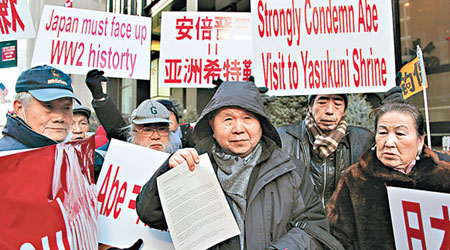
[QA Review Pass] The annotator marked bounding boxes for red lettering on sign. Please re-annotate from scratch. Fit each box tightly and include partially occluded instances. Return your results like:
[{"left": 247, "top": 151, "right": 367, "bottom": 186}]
[
  {"left": 196, "top": 16, "right": 213, "bottom": 41},
  {"left": 203, "top": 59, "right": 221, "bottom": 83},
  {"left": 358, "top": 0, "right": 378, "bottom": 32},
  {"left": 164, "top": 59, "right": 183, "bottom": 83},
  {"left": 97, "top": 164, "right": 127, "bottom": 219},
  {"left": 242, "top": 59, "right": 252, "bottom": 81},
  {"left": 214, "top": 16, "right": 232, "bottom": 40},
  {"left": 223, "top": 59, "right": 241, "bottom": 81},
  {"left": 402, "top": 200, "right": 427, "bottom": 250},
  {"left": 184, "top": 58, "right": 202, "bottom": 84},
  {"left": 0, "top": 0, "right": 24, "bottom": 34},
  {"left": 430, "top": 205, "right": 450, "bottom": 250},
  {"left": 176, "top": 17, "right": 194, "bottom": 40}
]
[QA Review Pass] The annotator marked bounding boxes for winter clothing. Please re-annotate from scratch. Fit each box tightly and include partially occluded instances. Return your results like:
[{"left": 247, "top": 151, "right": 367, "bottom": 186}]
[
  {"left": 326, "top": 145, "right": 450, "bottom": 250},
  {"left": 91, "top": 95, "right": 127, "bottom": 141},
  {"left": 136, "top": 81, "right": 339, "bottom": 250},
  {"left": 0, "top": 113, "right": 57, "bottom": 151},
  {"left": 304, "top": 112, "right": 348, "bottom": 159},
  {"left": 277, "top": 121, "right": 373, "bottom": 206},
  {"left": 179, "top": 123, "right": 195, "bottom": 148}
]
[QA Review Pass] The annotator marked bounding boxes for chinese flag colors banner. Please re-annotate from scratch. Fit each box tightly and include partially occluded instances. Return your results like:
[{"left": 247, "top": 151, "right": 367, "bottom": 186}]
[{"left": 0, "top": 138, "right": 97, "bottom": 250}]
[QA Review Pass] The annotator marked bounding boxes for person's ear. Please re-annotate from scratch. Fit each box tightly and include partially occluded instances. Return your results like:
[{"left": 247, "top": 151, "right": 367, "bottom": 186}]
[
  {"left": 418, "top": 134, "right": 425, "bottom": 151},
  {"left": 13, "top": 100, "right": 25, "bottom": 119},
  {"left": 209, "top": 119, "right": 216, "bottom": 139}
]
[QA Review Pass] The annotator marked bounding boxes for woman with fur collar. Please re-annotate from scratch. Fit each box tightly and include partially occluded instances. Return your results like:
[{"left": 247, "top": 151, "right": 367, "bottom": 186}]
[{"left": 326, "top": 101, "right": 450, "bottom": 250}]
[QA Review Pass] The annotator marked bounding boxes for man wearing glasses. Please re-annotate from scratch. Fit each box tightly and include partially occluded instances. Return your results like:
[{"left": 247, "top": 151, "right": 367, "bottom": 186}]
[{"left": 126, "top": 100, "right": 173, "bottom": 153}]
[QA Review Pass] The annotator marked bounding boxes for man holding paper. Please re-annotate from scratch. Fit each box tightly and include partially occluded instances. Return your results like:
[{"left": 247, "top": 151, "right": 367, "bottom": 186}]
[{"left": 136, "top": 81, "right": 341, "bottom": 249}]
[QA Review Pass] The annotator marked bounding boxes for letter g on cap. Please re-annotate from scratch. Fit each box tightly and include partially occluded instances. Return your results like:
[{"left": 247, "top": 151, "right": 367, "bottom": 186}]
[{"left": 150, "top": 106, "right": 157, "bottom": 115}]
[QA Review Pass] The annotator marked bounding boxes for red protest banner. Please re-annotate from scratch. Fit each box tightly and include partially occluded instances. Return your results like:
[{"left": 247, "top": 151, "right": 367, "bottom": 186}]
[{"left": 0, "top": 138, "right": 97, "bottom": 250}]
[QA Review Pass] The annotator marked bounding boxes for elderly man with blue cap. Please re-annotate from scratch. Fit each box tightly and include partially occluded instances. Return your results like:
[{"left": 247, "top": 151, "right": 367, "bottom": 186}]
[{"left": 0, "top": 65, "right": 80, "bottom": 151}]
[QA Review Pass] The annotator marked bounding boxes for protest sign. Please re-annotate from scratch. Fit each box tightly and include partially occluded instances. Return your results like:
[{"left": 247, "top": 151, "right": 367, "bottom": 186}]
[
  {"left": 387, "top": 186, "right": 450, "bottom": 250},
  {"left": 159, "top": 12, "right": 252, "bottom": 88},
  {"left": 0, "top": 40, "right": 17, "bottom": 68},
  {"left": 157, "top": 153, "right": 240, "bottom": 250},
  {"left": 0, "top": 0, "right": 35, "bottom": 42},
  {"left": 31, "top": 5, "right": 151, "bottom": 79},
  {"left": 96, "top": 139, "right": 174, "bottom": 250},
  {"left": 0, "top": 138, "right": 97, "bottom": 249},
  {"left": 251, "top": 0, "right": 396, "bottom": 96},
  {"left": 398, "top": 57, "right": 428, "bottom": 99}
]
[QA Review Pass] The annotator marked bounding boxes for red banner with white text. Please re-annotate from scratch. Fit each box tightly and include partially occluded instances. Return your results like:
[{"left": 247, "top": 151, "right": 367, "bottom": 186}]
[{"left": 0, "top": 138, "right": 97, "bottom": 250}]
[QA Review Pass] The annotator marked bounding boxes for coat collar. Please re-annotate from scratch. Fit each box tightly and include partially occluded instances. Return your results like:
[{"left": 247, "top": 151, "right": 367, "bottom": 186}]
[
  {"left": 3, "top": 113, "right": 57, "bottom": 149},
  {"left": 359, "top": 145, "right": 439, "bottom": 182}
]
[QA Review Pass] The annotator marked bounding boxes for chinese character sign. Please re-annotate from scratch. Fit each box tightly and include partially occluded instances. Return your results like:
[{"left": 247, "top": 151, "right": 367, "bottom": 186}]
[
  {"left": 387, "top": 186, "right": 450, "bottom": 250},
  {"left": 0, "top": 0, "right": 35, "bottom": 41},
  {"left": 96, "top": 139, "right": 174, "bottom": 250},
  {"left": 160, "top": 12, "right": 252, "bottom": 88},
  {"left": 251, "top": 0, "right": 396, "bottom": 96},
  {"left": 0, "top": 138, "right": 97, "bottom": 249},
  {"left": 398, "top": 57, "right": 428, "bottom": 99},
  {"left": 31, "top": 5, "right": 151, "bottom": 79}
]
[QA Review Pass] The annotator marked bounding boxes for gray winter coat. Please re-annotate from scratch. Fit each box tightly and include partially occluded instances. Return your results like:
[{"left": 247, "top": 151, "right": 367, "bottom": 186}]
[{"left": 136, "top": 82, "right": 340, "bottom": 250}]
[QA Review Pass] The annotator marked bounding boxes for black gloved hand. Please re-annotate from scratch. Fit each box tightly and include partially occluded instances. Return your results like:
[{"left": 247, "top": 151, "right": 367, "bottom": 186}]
[
  {"left": 109, "top": 239, "right": 143, "bottom": 250},
  {"left": 85, "top": 69, "right": 107, "bottom": 99},
  {"left": 381, "top": 85, "right": 405, "bottom": 104}
]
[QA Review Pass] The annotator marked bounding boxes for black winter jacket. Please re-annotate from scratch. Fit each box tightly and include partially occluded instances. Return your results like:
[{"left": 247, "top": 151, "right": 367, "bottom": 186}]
[{"left": 277, "top": 121, "right": 374, "bottom": 206}]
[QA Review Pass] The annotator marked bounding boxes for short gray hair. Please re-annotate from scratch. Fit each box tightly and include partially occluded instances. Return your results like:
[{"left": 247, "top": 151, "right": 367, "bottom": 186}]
[{"left": 15, "top": 92, "right": 33, "bottom": 108}]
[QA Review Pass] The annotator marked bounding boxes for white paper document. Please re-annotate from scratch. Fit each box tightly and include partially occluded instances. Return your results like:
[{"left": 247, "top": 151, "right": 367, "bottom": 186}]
[{"left": 157, "top": 153, "right": 240, "bottom": 250}]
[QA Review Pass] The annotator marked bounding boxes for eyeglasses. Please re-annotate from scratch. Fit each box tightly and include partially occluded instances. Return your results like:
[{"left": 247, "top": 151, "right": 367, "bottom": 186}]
[{"left": 133, "top": 127, "right": 169, "bottom": 137}]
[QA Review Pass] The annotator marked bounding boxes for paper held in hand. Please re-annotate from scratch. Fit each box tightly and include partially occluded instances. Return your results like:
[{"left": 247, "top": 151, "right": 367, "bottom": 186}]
[{"left": 157, "top": 153, "right": 240, "bottom": 250}]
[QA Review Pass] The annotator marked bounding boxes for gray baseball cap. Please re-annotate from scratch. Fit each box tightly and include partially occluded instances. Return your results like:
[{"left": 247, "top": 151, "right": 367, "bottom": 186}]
[{"left": 130, "top": 100, "right": 173, "bottom": 125}]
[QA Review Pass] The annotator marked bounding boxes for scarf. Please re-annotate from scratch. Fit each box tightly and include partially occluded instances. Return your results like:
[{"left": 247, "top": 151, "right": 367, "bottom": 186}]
[
  {"left": 212, "top": 143, "right": 262, "bottom": 250},
  {"left": 305, "top": 112, "right": 348, "bottom": 159}
]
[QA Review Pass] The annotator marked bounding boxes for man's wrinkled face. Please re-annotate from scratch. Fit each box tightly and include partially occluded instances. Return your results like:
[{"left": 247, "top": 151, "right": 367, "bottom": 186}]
[
  {"left": 209, "top": 107, "right": 262, "bottom": 158},
  {"left": 15, "top": 96, "right": 73, "bottom": 142},
  {"left": 70, "top": 113, "right": 89, "bottom": 141},
  {"left": 133, "top": 123, "right": 170, "bottom": 152},
  {"left": 310, "top": 94, "right": 346, "bottom": 134}
]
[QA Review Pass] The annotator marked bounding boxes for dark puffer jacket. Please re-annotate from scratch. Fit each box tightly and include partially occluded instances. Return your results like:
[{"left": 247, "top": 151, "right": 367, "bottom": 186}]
[
  {"left": 277, "top": 121, "right": 373, "bottom": 206},
  {"left": 326, "top": 145, "right": 450, "bottom": 250},
  {"left": 136, "top": 81, "right": 341, "bottom": 250},
  {"left": 0, "top": 114, "right": 57, "bottom": 151}
]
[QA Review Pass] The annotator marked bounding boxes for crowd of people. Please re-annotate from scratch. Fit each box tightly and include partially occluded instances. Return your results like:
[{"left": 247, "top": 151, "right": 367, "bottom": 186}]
[{"left": 1, "top": 64, "right": 449, "bottom": 250}]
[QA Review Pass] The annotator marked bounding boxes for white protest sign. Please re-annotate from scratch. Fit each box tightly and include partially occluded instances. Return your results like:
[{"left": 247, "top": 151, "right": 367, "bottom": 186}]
[
  {"left": 96, "top": 139, "right": 174, "bottom": 250},
  {"left": 0, "top": 0, "right": 35, "bottom": 41},
  {"left": 157, "top": 154, "right": 240, "bottom": 250},
  {"left": 251, "top": 0, "right": 396, "bottom": 96},
  {"left": 31, "top": 5, "right": 151, "bottom": 79},
  {"left": 387, "top": 186, "right": 450, "bottom": 250},
  {"left": 159, "top": 12, "right": 252, "bottom": 88}
]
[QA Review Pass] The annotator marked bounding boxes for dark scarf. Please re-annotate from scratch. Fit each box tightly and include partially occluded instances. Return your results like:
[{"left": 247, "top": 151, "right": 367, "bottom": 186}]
[{"left": 305, "top": 112, "right": 348, "bottom": 159}]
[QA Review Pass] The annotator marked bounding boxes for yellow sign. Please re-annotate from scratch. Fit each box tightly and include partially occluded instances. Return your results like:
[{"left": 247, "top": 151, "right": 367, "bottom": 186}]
[{"left": 399, "top": 57, "right": 428, "bottom": 99}]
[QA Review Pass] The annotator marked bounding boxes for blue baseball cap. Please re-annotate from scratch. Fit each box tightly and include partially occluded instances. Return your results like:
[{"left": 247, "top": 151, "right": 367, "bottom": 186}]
[{"left": 16, "top": 65, "right": 80, "bottom": 104}]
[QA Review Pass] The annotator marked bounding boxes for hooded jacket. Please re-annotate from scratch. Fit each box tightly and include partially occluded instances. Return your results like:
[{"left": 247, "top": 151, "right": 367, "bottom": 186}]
[
  {"left": 0, "top": 113, "right": 57, "bottom": 151},
  {"left": 326, "top": 145, "right": 450, "bottom": 250},
  {"left": 136, "top": 81, "right": 340, "bottom": 250}
]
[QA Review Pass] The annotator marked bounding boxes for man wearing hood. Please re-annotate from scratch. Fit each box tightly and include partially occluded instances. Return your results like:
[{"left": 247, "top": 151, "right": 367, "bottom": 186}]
[{"left": 136, "top": 81, "right": 340, "bottom": 249}]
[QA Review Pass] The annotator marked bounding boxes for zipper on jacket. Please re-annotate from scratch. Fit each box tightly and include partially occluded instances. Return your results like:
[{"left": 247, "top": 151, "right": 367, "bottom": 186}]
[
  {"left": 321, "top": 161, "right": 327, "bottom": 208},
  {"left": 270, "top": 191, "right": 275, "bottom": 243}
]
